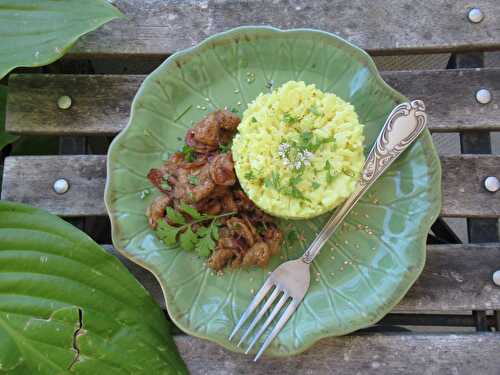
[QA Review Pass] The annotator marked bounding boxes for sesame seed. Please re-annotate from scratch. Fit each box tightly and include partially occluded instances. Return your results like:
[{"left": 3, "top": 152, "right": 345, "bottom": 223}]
[
  {"left": 344, "top": 240, "right": 349, "bottom": 245},
  {"left": 204, "top": 97, "right": 210, "bottom": 102},
  {"left": 315, "top": 278, "right": 320, "bottom": 282},
  {"left": 330, "top": 272, "right": 335, "bottom": 276},
  {"left": 330, "top": 256, "right": 335, "bottom": 260},
  {"left": 234, "top": 88, "right": 239, "bottom": 93},
  {"left": 344, "top": 260, "right": 348, "bottom": 265},
  {"left": 368, "top": 231, "right": 373, "bottom": 235},
  {"left": 316, "top": 272, "right": 320, "bottom": 276},
  {"left": 250, "top": 289, "right": 254, "bottom": 294},
  {"left": 237, "top": 101, "right": 241, "bottom": 106},
  {"left": 201, "top": 106, "right": 207, "bottom": 110},
  {"left": 340, "top": 266, "right": 344, "bottom": 271},
  {"left": 371, "top": 247, "right": 376, "bottom": 250},
  {"left": 364, "top": 214, "right": 369, "bottom": 218},
  {"left": 196, "top": 105, "right": 201, "bottom": 109},
  {"left": 355, "top": 244, "right": 360, "bottom": 249}
]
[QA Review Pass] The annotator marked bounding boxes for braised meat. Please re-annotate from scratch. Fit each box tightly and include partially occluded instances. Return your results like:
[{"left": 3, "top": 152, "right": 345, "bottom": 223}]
[{"left": 147, "top": 109, "right": 283, "bottom": 271}]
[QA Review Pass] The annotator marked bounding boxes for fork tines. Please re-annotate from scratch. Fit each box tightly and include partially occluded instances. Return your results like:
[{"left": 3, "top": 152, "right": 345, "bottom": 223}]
[{"left": 228, "top": 278, "right": 299, "bottom": 361}]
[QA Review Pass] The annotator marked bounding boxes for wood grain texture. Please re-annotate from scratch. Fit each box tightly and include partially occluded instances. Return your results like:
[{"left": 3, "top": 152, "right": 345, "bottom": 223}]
[
  {"left": 70, "top": 0, "right": 500, "bottom": 56},
  {"left": 104, "top": 244, "right": 500, "bottom": 312},
  {"left": 441, "top": 155, "right": 500, "bottom": 218},
  {"left": 173, "top": 333, "right": 500, "bottom": 375},
  {"left": 1, "top": 156, "right": 106, "bottom": 217},
  {"left": 6, "top": 69, "right": 500, "bottom": 135},
  {"left": 2, "top": 155, "right": 499, "bottom": 218}
]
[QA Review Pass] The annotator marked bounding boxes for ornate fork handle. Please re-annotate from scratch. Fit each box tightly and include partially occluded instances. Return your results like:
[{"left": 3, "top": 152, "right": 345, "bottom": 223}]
[{"left": 302, "top": 100, "right": 427, "bottom": 264}]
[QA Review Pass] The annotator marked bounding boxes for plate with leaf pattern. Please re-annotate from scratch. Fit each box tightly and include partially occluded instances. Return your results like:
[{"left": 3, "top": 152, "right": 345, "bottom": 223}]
[{"left": 105, "top": 26, "right": 441, "bottom": 356}]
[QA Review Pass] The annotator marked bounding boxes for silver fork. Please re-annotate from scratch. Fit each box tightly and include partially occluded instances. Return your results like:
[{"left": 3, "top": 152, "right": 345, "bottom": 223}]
[{"left": 229, "top": 100, "right": 428, "bottom": 361}]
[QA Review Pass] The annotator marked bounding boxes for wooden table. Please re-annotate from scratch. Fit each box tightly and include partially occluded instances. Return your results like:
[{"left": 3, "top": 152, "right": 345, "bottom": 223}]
[{"left": 1, "top": 1, "right": 500, "bottom": 373}]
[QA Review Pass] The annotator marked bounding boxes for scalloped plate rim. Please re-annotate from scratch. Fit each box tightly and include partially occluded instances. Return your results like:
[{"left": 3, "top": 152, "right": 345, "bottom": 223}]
[{"left": 104, "top": 25, "right": 442, "bottom": 357}]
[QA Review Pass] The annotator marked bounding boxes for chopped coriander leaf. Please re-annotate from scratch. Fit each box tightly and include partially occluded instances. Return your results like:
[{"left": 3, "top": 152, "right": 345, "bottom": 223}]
[
  {"left": 230, "top": 107, "right": 239, "bottom": 114},
  {"left": 282, "top": 112, "right": 299, "bottom": 124},
  {"left": 160, "top": 181, "right": 172, "bottom": 191},
  {"left": 311, "top": 181, "right": 320, "bottom": 190},
  {"left": 300, "top": 131, "right": 313, "bottom": 144},
  {"left": 251, "top": 116, "right": 257, "bottom": 123},
  {"left": 342, "top": 168, "right": 355, "bottom": 177},
  {"left": 286, "top": 229, "right": 299, "bottom": 242},
  {"left": 282, "top": 185, "right": 311, "bottom": 202},
  {"left": 309, "top": 105, "right": 322, "bottom": 116},
  {"left": 182, "top": 144, "right": 196, "bottom": 162},
  {"left": 219, "top": 143, "right": 231, "bottom": 153},
  {"left": 289, "top": 175, "right": 302, "bottom": 186},
  {"left": 188, "top": 175, "right": 199, "bottom": 186},
  {"left": 244, "top": 170, "right": 256, "bottom": 180},
  {"left": 162, "top": 174, "right": 170, "bottom": 181},
  {"left": 324, "top": 160, "right": 336, "bottom": 184}
]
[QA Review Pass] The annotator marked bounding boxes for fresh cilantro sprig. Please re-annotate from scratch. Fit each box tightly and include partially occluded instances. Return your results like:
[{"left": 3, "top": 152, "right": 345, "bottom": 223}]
[{"left": 155, "top": 202, "right": 235, "bottom": 257}]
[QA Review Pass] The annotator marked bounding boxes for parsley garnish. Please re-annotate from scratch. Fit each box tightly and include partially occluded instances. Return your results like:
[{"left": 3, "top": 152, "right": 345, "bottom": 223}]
[
  {"left": 188, "top": 175, "right": 199, "bottom": 186},
  {"left": 156, "top": 204, "right": 236, "bottom": 257},
  {"left": 311, "top": 181, "right": 320, "bottom": 190},
  {"left": 251, "top": 117, "right": 257, "bottom": 123},
  {"left": 182, "top": 145, "right": 196, "bottom": 162}
]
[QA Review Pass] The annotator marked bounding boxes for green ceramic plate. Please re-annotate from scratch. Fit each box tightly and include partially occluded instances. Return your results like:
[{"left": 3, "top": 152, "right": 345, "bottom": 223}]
[{"left": 105, "top": 26, "right": 441, "bottom": 356}]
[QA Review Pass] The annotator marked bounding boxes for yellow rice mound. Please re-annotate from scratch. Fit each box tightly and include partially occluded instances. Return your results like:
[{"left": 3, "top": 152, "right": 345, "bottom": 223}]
[{"left": 232, "top": 81, "right": 365, "bottom": 219}]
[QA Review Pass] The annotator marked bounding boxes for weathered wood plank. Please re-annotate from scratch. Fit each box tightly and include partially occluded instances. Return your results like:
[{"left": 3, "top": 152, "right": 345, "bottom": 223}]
[
  {"left": 173, "top": 333, "right": 500, "bottom": 375},
  {"left": 6, "top": 69, "right": 500, "bottom": 135},
  {"left": 383, "top": 68, "right": 500, "bottom": 132},
  {"left": 70, "top": 0, "right": 500, "bottom": 57},
  {"left": 105, "top": 244, "right": 500, "bottom": 312},
  {"left": 1, "top": 156, "right": 106, "bottom": 217},
  {"left": 7, "top": 75, "right": 141, "bottom": 136},
  {"left": 441, "top": 155, "right": 500, "bottom": 219},
  {"left": 2, "top": 155, "right": 498, "bottom": 218}
]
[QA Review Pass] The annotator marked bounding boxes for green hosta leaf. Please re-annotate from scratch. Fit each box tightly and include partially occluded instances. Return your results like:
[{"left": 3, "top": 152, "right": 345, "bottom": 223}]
[
  {"left": 179, "top": 226, "right": 196, "bottom": 252},
  {"left": 0, "top": 0, "right": 124, "bottom": 79},
  {"left": 0, "top": 85, "right": 19, "bottom": 151},
  {"left": 0, "top": 201, "right": 188, "bottom": 374}
]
